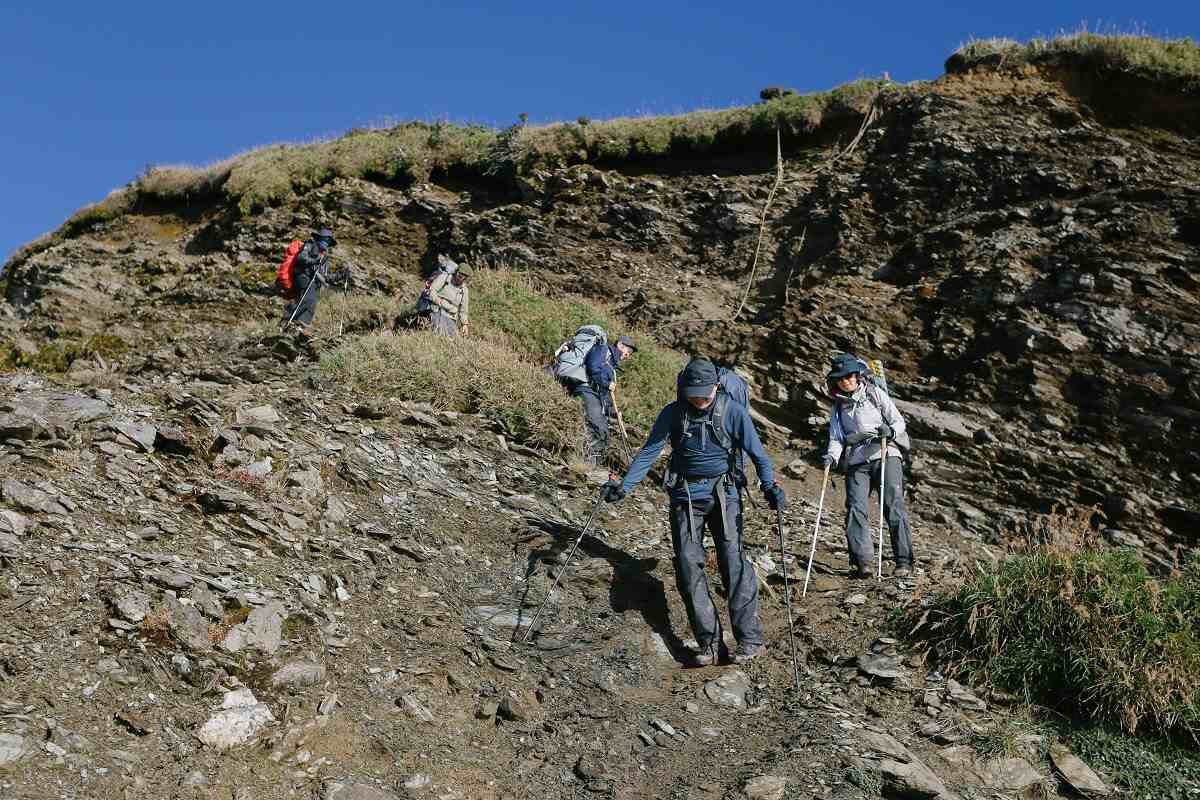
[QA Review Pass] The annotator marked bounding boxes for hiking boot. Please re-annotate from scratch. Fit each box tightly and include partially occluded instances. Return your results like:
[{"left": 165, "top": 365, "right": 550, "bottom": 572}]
[
  {"left": 690, "top": 643, "right": 720, "bottom": 667},
  {"left": 893, "top": 564, "right": 913, "bottom": 579},
  {"left": 731, "top": 642, "right": 763, "bottom": 664},
  {"left": 849, "top": 564, "right": 872, "bottom": 580}
]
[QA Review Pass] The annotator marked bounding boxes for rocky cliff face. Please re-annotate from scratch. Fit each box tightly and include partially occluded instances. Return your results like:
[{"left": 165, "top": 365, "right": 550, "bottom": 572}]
[{"left": 0, "top": 59, "right": 1197, "bottom": 798}]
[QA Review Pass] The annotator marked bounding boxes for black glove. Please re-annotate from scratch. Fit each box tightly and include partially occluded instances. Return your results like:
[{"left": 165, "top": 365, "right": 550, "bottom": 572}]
[
  {"left": 763, "top": 483, "right": 787, "bottom": 512},
  {"left": 600, "top": 480, "right": 626, "bottom": 503},
  {"left": 878, "top": 422, "right": 893, "bottom": 440},
  {"left": 821, "top": 454, "right": 835, "bottom": 468}
]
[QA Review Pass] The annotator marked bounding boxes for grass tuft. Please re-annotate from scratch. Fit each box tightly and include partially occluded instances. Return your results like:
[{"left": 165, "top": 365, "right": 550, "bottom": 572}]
[
  {"left": 468, "top": 268, "right": 684, "bottom": 429},
  {"left": 904, "top": 506, "right": 1200, "bottom": 740},
  {"left": 948, "top": 32, "right": 1200, "bottom": 91},
  {"left": 320, "top": 331, "right": 583, "bottom": 456}
]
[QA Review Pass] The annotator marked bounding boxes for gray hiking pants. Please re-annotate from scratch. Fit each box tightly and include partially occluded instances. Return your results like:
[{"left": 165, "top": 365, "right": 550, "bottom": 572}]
[
  {"left": 845, "top": 456, "right": 913, "bottom": 568},
  {"left": 669, "top": 486, "right": 763, "bottom": 649},
  {"left": 282, "top": 271, "right": 321, "bottom": 327},
  {"left": 572, "top": 384, "right": 610, "bottom": 464},
  {"left": 431, "top": 310, "right": 459, "bottom": 337}
]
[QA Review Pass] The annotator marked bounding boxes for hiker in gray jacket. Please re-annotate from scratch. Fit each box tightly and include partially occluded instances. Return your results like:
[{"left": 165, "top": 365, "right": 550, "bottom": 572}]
[{"left": 823, "top": 354, "right": 914, "bottom": 578}]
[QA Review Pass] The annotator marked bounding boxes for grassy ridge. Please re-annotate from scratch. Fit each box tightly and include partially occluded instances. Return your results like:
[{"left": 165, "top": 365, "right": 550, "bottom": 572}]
[
  {"left": 948, "top": 32, "right": 1200, "bottom": 90},
  {"left": 905, "top": 536, "right": 1200, "bottom": 740}
]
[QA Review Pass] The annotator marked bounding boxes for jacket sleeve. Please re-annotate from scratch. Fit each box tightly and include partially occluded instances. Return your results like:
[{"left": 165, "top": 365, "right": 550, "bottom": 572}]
[
  {"left": 620, "top": 404, "right": 675, "bottom": 493},
  {"left": 827, "top": 404, "right": 845, "bottom": 465},
  {"left": 459, "top": 287, "right": 469, "bottom": 325},
  {"left": 730, "top": 405, "right": 775, "bottom": 488},
  {"left": 585, "top": 345, "right": 615, "bottom": 390}
]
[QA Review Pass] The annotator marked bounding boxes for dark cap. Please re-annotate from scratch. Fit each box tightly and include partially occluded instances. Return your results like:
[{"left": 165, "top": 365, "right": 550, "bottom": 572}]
[
  {"left": 616, "top": 335, "right": 637, "bottom": 352},
  {"left": 313, "top": 228, "right": 337, "bottom": 248},
  {"left": 680, "top": 358, "right": 718, "bottom": 398},
  {"left": 827, "top": 353, "right": 866, "bottom": 381}
]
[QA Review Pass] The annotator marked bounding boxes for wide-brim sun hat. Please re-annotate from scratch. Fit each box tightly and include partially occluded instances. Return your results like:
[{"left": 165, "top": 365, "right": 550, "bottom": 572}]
[{"left": 826, "top": 353, "right": 866, "bottom": 381}]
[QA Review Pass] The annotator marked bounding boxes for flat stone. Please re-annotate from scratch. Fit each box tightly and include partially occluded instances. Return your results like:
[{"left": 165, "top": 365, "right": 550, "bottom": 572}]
[
  {"left": 499, "top": 689, "right": 540, "bottom": 722},
  {"left": 271, "top": 661, "right": 326, "bottom": 690},
  {"left": 704, "top": 670, "right": 751, "bottom": 709},
  {"left": 0, "top": 733, "right": 35, "bottom": 767},
  {"left": 857, "top": 652, "right": 903, "bottom": 680},
  {"left": 236, "top": 404, "right": 280, "bottom": 425},
  {"left": 1, "top": 478, "right": 70, "bottom": 515},
  {"left": 0, "top": 510, "right": 32, "bottom": 537},
  {"left": 1049, "top": 744, "right": 1111, "bottom": 796},
  {"left": 855, "top": 730, "right": 913, "bottom": 763},
  {"left": 111, "top": 421, "right": 157, "bottom": 452},
  {"left": 3, "top": 391, "right": 110, "bottom": 437},
  {"left": 743, "top": 775, "right": 787, "bottom": 800},
  {"left": 936, "top": 745, "right": 1042, "bottom": 792},
  {"left": 946, "top": 679, "right": 987, "bottom": 711},
  {"left": 324, "top": 783, "right": 401, "bottom": 800},
  {"left": 0, "top": 413, "right": 38, "bottom": 440}
]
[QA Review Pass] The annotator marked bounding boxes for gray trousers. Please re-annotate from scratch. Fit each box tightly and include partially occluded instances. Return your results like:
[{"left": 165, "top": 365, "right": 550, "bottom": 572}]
[
  {"left": 431, "top": 310, "right": 459, "bottom": 337},
  {"left": 572, "top": 384, "right": 610, "bottom": 463},
  {"left": 845, "top": 456, "right": 913, "bottom": 567},
  {"left": 282, "top": 271, "right": 321, "bottom": 327},
  {"left": 669, "top": 487, "right": 763, "bottom": 649}
]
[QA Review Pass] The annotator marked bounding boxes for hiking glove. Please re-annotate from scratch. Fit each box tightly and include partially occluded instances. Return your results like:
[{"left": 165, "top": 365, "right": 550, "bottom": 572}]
[
  {"left": 763, "top": 483, "right": 787, "bottom": 512},
  {"left": 877, "top": 422, "right": 894, "bottom": 440},
  {"left": 600, "top": 480, "right": 626, "bottom": 503},
  {"left": 821, "top": 454, "right": 835, "bottom": 468}
]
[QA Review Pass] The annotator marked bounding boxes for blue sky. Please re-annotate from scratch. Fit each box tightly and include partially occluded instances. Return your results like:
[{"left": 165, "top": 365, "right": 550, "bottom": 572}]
[{"left": 3, "top": 1, "right": 1197, "bottom": 264}]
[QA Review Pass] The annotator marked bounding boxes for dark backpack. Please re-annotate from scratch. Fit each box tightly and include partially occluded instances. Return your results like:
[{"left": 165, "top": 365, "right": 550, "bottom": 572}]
[
  {"left": 668, "top": 366, "right": 752, "bottom": 480},
  {"left": 415, "top": 259, "right": 458, "bottom": 316}
]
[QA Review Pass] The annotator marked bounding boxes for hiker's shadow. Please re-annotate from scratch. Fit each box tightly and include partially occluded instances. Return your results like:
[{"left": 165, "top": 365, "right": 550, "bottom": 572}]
[{"left": 521, "top": 516, "right": 688, "bottom": 664}]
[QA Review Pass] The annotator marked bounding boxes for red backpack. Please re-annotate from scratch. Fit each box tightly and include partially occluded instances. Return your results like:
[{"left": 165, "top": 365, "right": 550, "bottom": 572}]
[{"left": 275, "top": 240, "right": 304, "bottom": 297}]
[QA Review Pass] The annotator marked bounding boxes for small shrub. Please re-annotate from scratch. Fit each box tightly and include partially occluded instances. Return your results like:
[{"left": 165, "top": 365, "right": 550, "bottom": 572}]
[
  {"left": 320, "top": 331, "right": 583, "bottom": 455},
  {"left": 139, "top": 605, "right": 173, "bottom": 647},
  {"left": 904, "top": 507, "right": 1200, "bottom": 740}
]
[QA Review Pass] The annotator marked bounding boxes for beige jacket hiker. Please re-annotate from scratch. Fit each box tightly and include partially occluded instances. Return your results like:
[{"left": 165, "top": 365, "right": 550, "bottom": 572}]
[{"left": 427, "top": 273, "right": 470, "bottom": 326}]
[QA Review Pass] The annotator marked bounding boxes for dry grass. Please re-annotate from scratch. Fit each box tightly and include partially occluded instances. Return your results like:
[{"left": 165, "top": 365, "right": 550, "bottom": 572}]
[
  {"left": 469, "top": 267, "right": 685, "bottom": 430},
  {"left": 948, "top": 31, "right": 1200, "bottom": 90},
  {"left": 320, "top": 330, "right": 583, "bottom": 455},
  {"left": 905, "top": 506, "right": 1200, "bottom": 740},
  {"left": 308, "top": 292, "right": 402, "bottom": 339}
]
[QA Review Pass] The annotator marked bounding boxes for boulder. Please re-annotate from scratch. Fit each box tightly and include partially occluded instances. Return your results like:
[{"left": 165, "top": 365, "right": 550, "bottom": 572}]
[
  {"left": 221, "top": 601, "right": 285, "bottom": 654},
  {"left": 196, "top": 689, "right": 275, "bottom": 750}
]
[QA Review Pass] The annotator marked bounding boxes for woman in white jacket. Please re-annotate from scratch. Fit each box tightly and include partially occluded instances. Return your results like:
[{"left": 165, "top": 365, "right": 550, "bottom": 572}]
[{"left": 822, "top": 354, "right": 914, "bottom": 578}]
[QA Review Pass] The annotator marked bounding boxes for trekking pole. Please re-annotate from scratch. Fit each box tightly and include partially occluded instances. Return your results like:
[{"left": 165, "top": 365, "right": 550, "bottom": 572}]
[
  {"left": 609, "top": 386, "right": 634, "bottom": 462},
  {"left": 877, "top": 437, "right": 887, "bottom": 580},
  {"left": 802, "top": 464, "right": 832, "bottom": 598},
  {"left": 776, "top": 509, "right": 802, "bottom": 691},
  {"left": 282, "top": 276, "right": 318, "bottom": 330},
  {"left": 520, "top": 490, "right": 606, "bottom": 643}
]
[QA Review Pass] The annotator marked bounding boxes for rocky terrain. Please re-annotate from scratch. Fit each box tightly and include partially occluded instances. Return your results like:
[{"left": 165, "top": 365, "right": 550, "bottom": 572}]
[{"left": 0, "top": 47, "right": 1197, "bottom": 799}]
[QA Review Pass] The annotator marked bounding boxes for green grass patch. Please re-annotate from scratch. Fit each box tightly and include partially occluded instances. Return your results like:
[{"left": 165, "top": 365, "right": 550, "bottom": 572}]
[
  {"left": 904, "top": 512, "right": 1200, "bottom": 740},
  {"left": 948, "top": 32, "right": 1200, "bottom": 91},
  {"left": 469, "top": 268, "right": 684, "bottom": 430},
  {"left": 319, "top": 331, "right": 583, "bottom": 456},
  {"left": 1064, "top": 725, "right": 1200, "bottom": 799}
]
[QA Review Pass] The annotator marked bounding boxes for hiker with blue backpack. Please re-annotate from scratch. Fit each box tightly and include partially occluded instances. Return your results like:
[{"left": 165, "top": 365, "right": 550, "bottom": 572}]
[
  {"left": 823, "top": 353, "right": 914, "bottom": 579},
  {"left": 552, "top": 326, "right": 637, "bottom": 466},
  {"left": 600, "top": 358, "right": 785, "bottom": 667}
]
